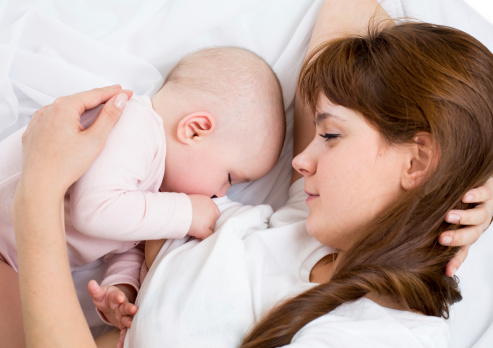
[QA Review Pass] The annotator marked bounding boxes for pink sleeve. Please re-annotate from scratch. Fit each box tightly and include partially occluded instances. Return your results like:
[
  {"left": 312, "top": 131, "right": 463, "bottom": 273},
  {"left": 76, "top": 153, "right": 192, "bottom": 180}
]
[
  {"left": 97, "top": 243, "right": 145, "bottom": 325},
  {"left": 70, "top": 104, "right": 192, "bottom": 241},
  {"left": 100, "top": 243, "right": 145, "bottom": 291}
]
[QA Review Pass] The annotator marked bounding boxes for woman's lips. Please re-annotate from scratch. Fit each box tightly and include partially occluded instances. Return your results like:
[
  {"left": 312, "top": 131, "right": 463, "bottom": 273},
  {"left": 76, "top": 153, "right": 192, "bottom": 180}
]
[{"left": 305, "top": 190, "right": 319, "bottom": 203}]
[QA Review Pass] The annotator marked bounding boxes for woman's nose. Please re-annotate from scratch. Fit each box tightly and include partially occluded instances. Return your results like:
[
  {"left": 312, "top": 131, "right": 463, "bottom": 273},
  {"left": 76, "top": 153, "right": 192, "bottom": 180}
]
[{"left": 292, "top": 146, "right": 316, "bottom": 177}]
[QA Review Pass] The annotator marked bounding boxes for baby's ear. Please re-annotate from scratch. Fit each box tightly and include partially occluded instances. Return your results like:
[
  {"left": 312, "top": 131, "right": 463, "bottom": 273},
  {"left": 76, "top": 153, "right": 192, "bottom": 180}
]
[
  {"left": 176, "top": 112, "right": 215, "bottom": 144},
  {"left": 401, "top": 132, "right": 438, "bottom": 190}
]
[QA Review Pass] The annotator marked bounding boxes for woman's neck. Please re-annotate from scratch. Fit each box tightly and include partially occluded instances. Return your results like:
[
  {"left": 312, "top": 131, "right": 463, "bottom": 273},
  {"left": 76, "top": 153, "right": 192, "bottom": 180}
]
[{"left": 309, "top": 252, "right": 340, "bottom": 283}]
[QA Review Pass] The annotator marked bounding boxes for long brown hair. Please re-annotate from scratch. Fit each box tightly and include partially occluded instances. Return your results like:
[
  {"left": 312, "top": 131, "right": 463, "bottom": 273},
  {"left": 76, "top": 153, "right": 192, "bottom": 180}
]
[{"left": 241, "top": 22, "right": 493, "bottom": 347}]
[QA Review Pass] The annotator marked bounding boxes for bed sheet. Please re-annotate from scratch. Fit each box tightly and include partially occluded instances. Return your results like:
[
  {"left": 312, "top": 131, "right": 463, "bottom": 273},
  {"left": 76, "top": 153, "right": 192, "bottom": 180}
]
[{"left": 0, "top": 0, "right": 492, "bottom": 346}]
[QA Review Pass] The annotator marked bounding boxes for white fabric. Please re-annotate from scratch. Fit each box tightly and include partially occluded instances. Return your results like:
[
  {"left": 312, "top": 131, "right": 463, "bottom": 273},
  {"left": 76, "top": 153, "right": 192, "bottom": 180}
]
[
  {"left": 126, "top": 179, "right": 449, "bottom": 348},
  {"left": 0, "top": 0, "right": 492, "bottom": 345},
  {"left": 288, "top": 299, "right": 449, "bottom": 348}
]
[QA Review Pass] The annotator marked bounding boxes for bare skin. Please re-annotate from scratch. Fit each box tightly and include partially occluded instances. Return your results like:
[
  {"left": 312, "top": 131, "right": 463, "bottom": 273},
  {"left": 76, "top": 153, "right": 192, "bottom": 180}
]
[
  {"left": 12, "top": 86, "right": 133, "bottom": 348},
  {"left": 10, "top": 2, "right": 493, "bottom": 348},
  {"left": 145, "top": 240, "right": 167, "bottom": 270},
  {"left": 0, "top": 261, "right": 25, "bottom": 347}
]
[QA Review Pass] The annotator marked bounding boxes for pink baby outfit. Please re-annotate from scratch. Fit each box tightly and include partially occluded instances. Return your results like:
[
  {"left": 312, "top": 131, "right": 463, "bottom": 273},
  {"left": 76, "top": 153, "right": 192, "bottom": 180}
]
[{"left": 0, "top": 95, "right": 192, "bottom": 292}]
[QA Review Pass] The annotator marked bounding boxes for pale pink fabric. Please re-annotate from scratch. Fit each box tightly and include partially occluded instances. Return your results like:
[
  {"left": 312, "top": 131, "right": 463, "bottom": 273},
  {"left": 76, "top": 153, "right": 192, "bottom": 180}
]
[{"left": 0, "top": 96, "right": 192, "bottom": 292}]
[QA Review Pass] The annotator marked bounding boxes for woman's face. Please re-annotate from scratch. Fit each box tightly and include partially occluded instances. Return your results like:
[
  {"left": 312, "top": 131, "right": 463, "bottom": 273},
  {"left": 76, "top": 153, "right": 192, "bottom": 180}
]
[{"left": 292, "top": 96, "right": 408, "bottom": 250}]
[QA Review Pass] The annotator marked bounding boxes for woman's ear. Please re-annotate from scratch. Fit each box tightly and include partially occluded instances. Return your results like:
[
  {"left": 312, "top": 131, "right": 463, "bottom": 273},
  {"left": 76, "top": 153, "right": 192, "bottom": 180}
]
[
  {"left": 401, "top": 132, "right": 438, "bottom": 190},
  {"left": 176, "top": 112, "right": 216, "bottom": 144}
]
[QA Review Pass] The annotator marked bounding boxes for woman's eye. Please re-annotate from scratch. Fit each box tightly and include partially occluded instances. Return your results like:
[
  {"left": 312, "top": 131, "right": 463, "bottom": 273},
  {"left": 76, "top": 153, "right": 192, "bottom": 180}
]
[{"left": 319, "top": 133, "right": 341, "bottom": 142}]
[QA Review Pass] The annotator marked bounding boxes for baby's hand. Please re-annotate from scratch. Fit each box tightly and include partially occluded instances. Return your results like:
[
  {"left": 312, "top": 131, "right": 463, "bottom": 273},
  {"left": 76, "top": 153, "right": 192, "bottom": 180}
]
[
  {"left": 188, "top": 194, "right": 220, "bottom": 239},
  {"left": 117, "top": 328, "right": 128, "bottom": 348},
  {"left": 87, "top": 280, "right": 138, "bottom": 330}
]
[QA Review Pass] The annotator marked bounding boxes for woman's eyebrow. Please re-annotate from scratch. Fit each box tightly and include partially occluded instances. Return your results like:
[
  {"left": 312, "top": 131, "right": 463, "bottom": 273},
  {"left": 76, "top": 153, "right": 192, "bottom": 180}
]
[{"left": 314, "top": 112, "right": 345, "bottom": 125}]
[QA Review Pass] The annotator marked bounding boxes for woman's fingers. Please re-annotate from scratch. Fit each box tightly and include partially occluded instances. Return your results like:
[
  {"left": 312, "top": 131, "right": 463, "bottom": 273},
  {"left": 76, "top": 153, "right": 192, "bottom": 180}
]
[
  {"left": 441, "top": 180, "right": 493, "bottom": 276},
  {"left": 66, "top": 86, "right": 133, "bottom": 114},
  {"left": 463, "top": 179, "right": 493, "bottom": 205},
  {"left": 439, "top": 226, "right": 481, "bottom": 247},
  {"left": 21, "top": 86, "right": 133, "bottom": 194},
  {"left": 445, "top": 205, "right": 490, "bottom": 230},
  {"left": 86, "top": 92, "right": 129, "bottom": 146},
  {"left": 445, "top": 245, "right": 470, "bottom": 277},
  {"left": 441, "top": 178, "right": 493, "bottom": 249}
]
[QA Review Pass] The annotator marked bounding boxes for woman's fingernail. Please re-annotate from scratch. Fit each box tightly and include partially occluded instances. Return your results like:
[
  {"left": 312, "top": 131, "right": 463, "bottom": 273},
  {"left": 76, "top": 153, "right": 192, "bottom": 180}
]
[
  {"left": 441, "top": 235, "right": 453, "bottom": 246},
  {"left": 447, "top": 213, "right": 460, "bottom": 224},
  {"left": 464, "top": 194, "right": 474, "bottom": 203},
  {"left": 114, "top": 93, "right": 128, "bottom": 110}
]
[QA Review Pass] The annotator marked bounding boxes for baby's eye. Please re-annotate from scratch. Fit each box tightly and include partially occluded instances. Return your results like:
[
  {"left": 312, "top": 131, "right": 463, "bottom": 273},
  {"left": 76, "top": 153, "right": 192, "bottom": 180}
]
[
  {"left": 319, "top": 133, "right": 341, "bottom": 142},
  {"left": 228, "top": 174, "right": 232, "bottom": 185}
]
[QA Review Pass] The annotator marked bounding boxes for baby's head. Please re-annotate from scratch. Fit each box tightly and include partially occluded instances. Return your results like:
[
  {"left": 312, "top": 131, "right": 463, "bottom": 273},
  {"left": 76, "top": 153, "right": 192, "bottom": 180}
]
[{"left": 153, "top": 47, "right": 285, "bottom": 197}]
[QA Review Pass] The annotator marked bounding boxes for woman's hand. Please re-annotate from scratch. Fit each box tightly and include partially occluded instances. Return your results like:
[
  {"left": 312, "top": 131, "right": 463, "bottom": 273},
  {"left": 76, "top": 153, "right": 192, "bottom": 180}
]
[
  {"left": 13, "top": 85, "right": 132, "bottom": 348},
  {"left": 441, "top": 178, "right": 493, "bottom": 276},
  {"left": 19, "top": 86, "right": 133, "bottom": 197}
]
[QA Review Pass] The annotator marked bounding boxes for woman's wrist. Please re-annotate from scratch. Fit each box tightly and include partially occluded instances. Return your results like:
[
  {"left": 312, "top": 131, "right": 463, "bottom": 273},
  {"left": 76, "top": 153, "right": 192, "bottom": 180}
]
[
  {"left": 12, "top": 179, "right": 65, "bottom": 238},
  {"left": 16, "top": 174, "right": 67, "bottom": 204}
]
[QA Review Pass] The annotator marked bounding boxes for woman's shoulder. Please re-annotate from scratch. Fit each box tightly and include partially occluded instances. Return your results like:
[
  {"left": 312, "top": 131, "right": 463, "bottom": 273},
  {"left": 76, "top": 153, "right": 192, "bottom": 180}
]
[{"left": 289, "top": 298, "right": 450, "bottom": 348}]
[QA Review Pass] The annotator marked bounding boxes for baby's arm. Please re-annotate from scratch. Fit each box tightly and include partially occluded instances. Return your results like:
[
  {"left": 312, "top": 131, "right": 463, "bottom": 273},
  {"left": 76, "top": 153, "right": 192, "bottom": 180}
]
[
  {"left": 90, "top": 239, "right": 167, "bottom": 331},
  {"left": 70, "top": 104, "right": 193, "bottom": 241},
  {"left": 89, "top": 243, "right": 144, "bottom": 328}
]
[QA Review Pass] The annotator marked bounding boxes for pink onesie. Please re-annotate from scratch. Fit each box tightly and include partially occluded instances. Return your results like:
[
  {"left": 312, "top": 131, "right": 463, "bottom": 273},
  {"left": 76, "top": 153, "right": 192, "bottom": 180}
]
[{"left": 0, "top": 95, "right": 192, "bottom": 292}]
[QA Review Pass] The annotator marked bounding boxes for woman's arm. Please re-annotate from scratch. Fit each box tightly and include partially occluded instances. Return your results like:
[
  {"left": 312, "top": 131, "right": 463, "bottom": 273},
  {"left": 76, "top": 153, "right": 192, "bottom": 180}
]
[
  {"left": 291, "top": 0, "right": 390, "bottom": 184},
  {"left": 12, "top": 86, "right": 132, "bottom": 347}
]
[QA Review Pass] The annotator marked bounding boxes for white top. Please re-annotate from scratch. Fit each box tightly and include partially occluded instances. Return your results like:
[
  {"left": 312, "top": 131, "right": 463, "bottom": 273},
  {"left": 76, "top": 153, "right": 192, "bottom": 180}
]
[{"left": 125, "top": 179, "right": 449, "bottom": 348}]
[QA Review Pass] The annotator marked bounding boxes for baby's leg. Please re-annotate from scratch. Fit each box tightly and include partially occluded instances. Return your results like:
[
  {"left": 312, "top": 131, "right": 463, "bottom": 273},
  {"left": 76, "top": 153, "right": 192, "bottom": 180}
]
[{"left": 0, "top": 260, "right": 25, "bottom": 347}]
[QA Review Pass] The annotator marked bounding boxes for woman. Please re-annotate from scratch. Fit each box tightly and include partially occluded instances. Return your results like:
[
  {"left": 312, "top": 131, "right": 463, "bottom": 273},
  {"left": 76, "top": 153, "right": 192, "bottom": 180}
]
[
  {"left": 240, "top": 21, "right": 493, "bottom": 348},
  {"left": 12, "top": 1, "right": 493, "bottom": 347}
]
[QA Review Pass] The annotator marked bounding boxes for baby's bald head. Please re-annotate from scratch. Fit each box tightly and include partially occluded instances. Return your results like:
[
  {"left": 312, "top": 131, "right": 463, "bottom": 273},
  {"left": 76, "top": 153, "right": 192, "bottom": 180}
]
[{"left": 162, "top": 47, "right": 286, "bottom": 180}]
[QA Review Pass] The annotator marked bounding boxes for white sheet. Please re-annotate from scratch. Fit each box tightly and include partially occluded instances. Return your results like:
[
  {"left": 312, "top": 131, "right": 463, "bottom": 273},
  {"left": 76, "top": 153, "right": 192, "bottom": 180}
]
[{"left": 1, "top": 0, "right": 492, "bottom": 346}]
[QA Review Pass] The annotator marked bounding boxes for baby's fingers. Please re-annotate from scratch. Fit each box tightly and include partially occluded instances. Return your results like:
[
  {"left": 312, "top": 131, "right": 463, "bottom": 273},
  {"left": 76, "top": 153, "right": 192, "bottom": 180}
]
[
  {"left": 117, "top": 328, "right": 128, "bottom": 348},
  {"left": 122, "top": 315, "right": 134, "bottom": 329},
  {"left": 88, "top": 280, "right": 105, "bottom": 303},
  {"left": 120, "top": 302, "right": 138, "bottom": 317},
  {"left": 108, "top": 290, "right": 126, "bottom": 309}
]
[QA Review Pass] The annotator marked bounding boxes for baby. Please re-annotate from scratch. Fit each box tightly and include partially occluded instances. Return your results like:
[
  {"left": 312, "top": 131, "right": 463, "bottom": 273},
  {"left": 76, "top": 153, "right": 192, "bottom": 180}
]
[{"left": 0, "top": 47, "right": 285, "bottom": 331}]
